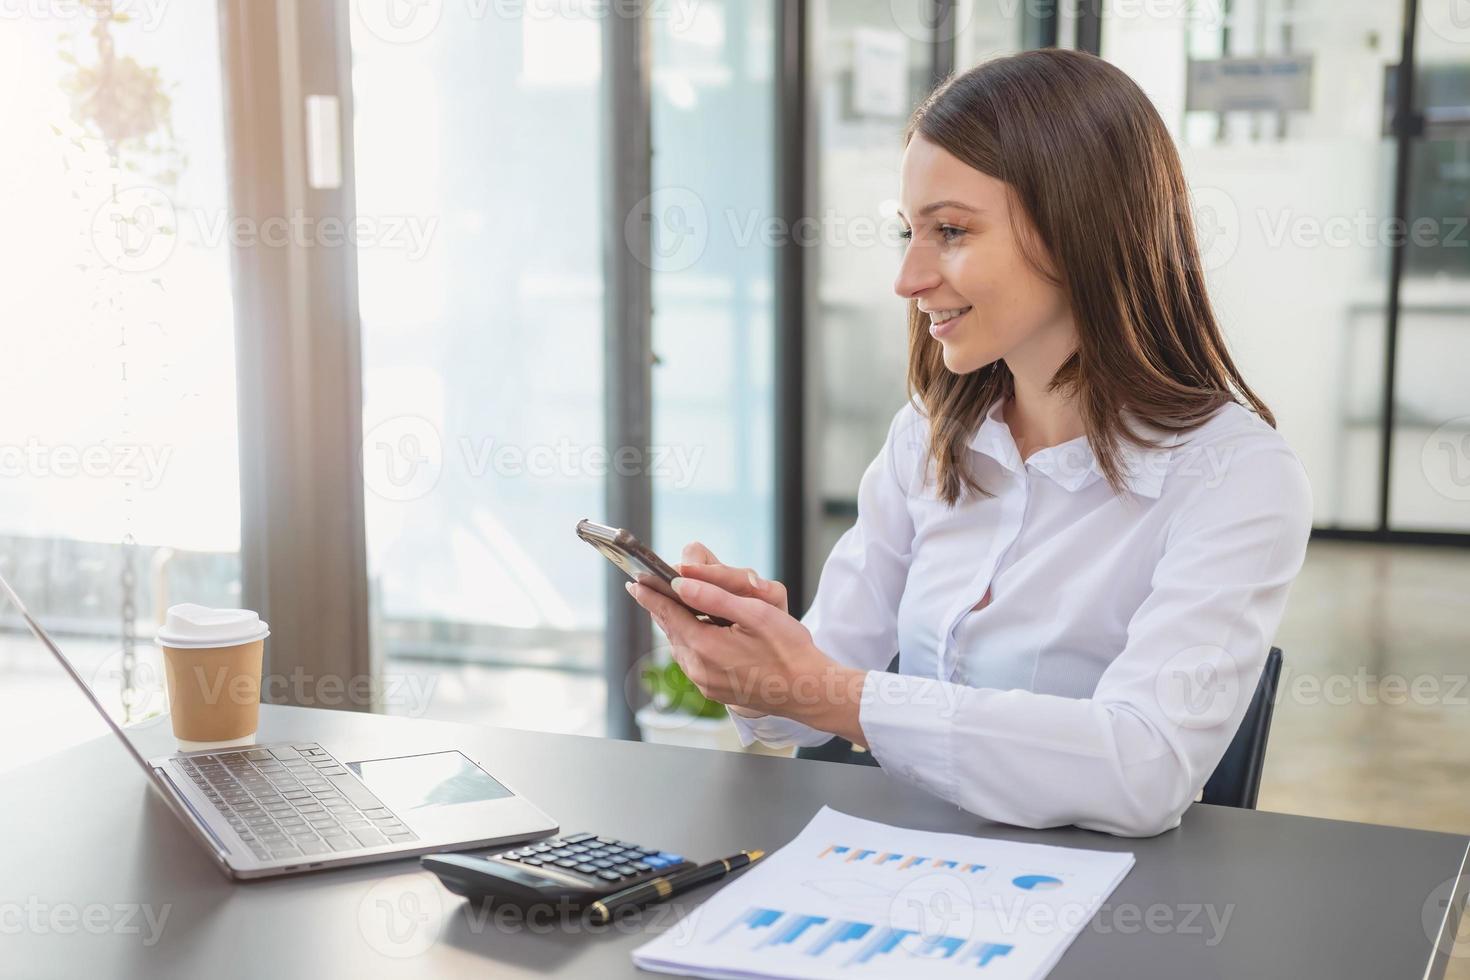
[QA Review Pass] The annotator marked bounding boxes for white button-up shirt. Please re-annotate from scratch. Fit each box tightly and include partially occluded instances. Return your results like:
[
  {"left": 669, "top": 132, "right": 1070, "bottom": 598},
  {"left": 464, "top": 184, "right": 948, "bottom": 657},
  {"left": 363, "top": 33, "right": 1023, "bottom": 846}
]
[{"left": 732, "top": 397, "right": 1313, "bottom": 837}]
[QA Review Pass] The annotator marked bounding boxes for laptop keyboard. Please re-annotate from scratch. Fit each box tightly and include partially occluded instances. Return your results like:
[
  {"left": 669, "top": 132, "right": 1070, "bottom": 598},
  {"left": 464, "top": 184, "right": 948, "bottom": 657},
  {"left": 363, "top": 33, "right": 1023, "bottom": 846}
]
[{"left": 176, "top": 742, "right": 418, "bottom": 863}]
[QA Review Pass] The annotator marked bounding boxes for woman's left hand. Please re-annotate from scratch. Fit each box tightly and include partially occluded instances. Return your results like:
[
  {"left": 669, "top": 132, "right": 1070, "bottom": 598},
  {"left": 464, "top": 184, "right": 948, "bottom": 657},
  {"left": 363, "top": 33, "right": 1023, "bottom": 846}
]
[{"left": 626, "top": 575, "right": 865, "bottom": 737}]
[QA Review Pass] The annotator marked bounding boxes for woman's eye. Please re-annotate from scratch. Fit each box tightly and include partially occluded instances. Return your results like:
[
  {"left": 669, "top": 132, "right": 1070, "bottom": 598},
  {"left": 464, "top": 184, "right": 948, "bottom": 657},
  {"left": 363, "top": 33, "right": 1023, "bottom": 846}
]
[
  {"left": 898, "top": 227, "right": 913, "bottom": 242},
  {"left": 939, "top": 225, "right": 965, "bottom": 242}
]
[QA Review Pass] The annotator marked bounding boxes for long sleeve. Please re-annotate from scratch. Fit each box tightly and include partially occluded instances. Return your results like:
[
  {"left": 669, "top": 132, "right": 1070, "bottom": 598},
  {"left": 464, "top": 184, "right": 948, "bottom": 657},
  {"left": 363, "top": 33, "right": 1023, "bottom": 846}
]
[
  {"left": 731, "top": 403, "right": 922, "bottom": 749},
  {"left": 857, "top": 436, "right": 1313, "bottom": 837}
]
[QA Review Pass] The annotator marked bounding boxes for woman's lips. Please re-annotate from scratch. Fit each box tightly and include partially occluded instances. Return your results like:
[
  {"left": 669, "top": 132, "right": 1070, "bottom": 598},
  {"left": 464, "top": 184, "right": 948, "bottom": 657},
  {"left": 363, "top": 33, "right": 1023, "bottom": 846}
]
[{"left": 928, "top": 307, "right": 971, "bottom": 339}]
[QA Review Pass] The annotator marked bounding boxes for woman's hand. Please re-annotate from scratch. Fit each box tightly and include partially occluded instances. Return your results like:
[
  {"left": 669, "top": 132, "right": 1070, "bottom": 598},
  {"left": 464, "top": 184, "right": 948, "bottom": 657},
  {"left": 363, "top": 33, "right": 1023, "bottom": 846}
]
[
  {"left": 673, "top": 541, "right": 788, "bottom": 615},
  {"left": 626, "top": 542, "right": 868, "bottom": 743},
  {"left": 670, "top": 543, "right": 785, "bottom": 719}
]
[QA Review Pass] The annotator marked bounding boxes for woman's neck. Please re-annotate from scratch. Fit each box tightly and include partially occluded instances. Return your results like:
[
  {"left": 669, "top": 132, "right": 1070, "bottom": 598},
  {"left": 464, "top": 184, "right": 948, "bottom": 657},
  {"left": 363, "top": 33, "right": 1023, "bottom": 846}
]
[{"left": 1002, "top": 330, "right": 1085, "bottom": 461}]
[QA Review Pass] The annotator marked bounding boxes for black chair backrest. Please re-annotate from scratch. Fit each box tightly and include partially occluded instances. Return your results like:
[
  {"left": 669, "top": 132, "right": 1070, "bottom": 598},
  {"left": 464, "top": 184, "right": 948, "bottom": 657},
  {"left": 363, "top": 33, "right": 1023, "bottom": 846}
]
[
  {"left": 1200, "top": 645, "right": 1283, "bottom": 809},
  {"left": 796, "top": 647, "right": 1285, "bottom": 811}
]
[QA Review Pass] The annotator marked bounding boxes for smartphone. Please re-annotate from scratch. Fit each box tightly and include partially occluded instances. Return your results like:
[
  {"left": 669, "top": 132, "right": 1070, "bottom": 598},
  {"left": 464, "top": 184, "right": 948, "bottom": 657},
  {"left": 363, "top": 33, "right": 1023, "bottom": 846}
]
[{"left": 575, "top": 519, "right": 734, "bottom": 628}]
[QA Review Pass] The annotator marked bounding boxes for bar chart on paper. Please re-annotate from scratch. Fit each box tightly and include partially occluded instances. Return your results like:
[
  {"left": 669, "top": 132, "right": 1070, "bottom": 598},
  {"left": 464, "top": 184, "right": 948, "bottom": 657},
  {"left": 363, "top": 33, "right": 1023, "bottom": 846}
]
[
  {"left": 632, "top": 807, "right": 1135, "bottom": 980},
  {"left": 711, "top": 905, "right": 1016, "bottom": 970}
]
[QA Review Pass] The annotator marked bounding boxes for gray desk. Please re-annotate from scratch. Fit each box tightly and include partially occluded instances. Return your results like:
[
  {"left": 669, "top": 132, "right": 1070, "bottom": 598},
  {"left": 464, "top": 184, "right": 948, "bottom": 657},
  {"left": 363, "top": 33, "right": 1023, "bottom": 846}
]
[{"left": 2, "top": 704, "right": 1466, "bottom": 979}]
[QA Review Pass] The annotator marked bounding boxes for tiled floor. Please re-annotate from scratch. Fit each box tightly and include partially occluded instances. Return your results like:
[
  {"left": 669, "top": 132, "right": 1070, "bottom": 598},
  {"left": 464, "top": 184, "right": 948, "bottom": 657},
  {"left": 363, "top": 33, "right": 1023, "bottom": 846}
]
[{"left": 3, "top": 539, "right": 1467, "bottom": 967}]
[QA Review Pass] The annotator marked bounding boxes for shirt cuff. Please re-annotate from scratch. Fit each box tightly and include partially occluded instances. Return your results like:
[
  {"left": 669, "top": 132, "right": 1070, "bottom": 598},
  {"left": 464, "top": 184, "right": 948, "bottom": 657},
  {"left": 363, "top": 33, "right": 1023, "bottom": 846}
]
[
  {"left": 858, "top": 670, "right": 956, "bottom": 802},
  {"left": 728, "top": 704, "right": 836, "bottom": 749}
]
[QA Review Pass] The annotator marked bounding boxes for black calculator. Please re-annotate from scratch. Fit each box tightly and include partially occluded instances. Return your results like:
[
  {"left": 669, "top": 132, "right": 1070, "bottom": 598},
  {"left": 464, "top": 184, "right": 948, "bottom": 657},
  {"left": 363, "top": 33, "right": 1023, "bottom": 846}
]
[{"left": 422, "top": 833, "right": 695, "bottom": 911}]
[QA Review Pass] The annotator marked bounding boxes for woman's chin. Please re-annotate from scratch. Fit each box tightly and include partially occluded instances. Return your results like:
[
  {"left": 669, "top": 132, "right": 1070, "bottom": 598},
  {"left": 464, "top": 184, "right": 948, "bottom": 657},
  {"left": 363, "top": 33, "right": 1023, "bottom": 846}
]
[{"left": 938, "top": 340, "right": 994, "bottom": 375}]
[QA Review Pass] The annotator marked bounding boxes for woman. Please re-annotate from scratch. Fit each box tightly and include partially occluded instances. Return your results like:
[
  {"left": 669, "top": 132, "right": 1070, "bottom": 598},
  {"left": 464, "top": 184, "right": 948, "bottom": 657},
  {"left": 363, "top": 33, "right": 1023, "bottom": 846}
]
[{"left": 628, "top": 49, "right": 1312, "bottom": 838}]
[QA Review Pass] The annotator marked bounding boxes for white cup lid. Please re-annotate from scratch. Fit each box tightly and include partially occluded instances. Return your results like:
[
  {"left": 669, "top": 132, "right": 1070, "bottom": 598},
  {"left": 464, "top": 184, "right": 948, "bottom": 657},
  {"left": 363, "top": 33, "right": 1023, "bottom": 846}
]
[{"left": 155, "top": 604, "right": 270, "bottom": 650}]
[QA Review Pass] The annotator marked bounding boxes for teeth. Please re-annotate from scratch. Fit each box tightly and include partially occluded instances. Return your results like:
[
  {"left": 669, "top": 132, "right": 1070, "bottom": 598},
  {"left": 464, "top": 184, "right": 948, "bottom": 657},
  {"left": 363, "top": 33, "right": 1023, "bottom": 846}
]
[{"left": 928, "top": 307, "right": 970, "bottom": 324}]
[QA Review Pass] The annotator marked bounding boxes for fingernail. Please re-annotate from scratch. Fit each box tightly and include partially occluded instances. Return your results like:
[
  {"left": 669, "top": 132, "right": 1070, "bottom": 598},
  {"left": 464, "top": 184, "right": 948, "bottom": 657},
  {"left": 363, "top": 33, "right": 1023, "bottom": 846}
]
[
  {"left": 670, "top": 576, "right": 686, "bottom": 594},
  {"left": 747, "top": 569, "right": 763, "bottom": 590},
  {"left": 625, "top": 581, "right": 635, "bottom": 595}
]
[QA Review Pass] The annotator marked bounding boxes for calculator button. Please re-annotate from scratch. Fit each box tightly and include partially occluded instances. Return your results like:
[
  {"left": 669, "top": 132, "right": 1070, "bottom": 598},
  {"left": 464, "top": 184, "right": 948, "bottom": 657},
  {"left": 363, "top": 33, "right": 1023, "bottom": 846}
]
[
  {"left": 644, "top": 855, "right": 674, "bottom": 869},
  {"left": 657, "top": 852, "right": 684, "bottom": 864},
  {"left": 575, "top": 863, "right": 599, "bottom": 874},
  {"left": 530, "top": 843, "right": 553, "bottom": 852},
  {"left": 596, "top": 870, "right": 623, "bottom": 881},
  {"left": 562, "top": 833, "right": 596, "bottom": 844},
  {"left": 553, "top": 859, "right": 579, "bottom": 869},
  {"left": 630, "top": 860, "right": 651, "bottom": 871},
  {"left": 522, "top": 857, "right": 544, "bottom": 866},
  {"left": 614, "top": 864, "right": 638, "bottom": 876}
]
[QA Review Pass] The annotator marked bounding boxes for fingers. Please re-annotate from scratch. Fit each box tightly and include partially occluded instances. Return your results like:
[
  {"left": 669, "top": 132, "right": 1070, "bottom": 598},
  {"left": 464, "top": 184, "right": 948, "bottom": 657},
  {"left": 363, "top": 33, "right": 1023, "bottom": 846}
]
[
  {"left": 669, "top": 575, "right": 773, "bottom": 628},
  {"left": 626, "top": 581, "right": 702, "bottom": 643},
  {"left": 680, "top": 540, "right": 720, "bottom": 565},
  {"left": 674, "top": 562, "right": 788, "bottom": 613}
]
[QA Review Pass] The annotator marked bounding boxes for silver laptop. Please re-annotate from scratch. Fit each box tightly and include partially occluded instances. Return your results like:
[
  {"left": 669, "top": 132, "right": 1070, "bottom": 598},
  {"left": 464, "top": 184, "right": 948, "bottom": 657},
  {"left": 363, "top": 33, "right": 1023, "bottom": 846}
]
[{"left": 0, "top": 572, "right": 558, "bottom": 879}]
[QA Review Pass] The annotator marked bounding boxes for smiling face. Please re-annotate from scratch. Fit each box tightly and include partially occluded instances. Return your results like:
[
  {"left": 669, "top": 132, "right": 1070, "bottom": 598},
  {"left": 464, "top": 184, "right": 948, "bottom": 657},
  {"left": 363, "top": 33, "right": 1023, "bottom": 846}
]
[{"left": 894, "top": 134, "right": 1076, "bottom": 378}]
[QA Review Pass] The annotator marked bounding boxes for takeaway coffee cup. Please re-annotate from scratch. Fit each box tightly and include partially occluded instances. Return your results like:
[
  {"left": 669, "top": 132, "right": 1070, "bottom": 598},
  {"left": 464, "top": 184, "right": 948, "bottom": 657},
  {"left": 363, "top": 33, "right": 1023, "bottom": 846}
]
[{"left": 155, "top": 604, "right": 270, "bottom": 742}]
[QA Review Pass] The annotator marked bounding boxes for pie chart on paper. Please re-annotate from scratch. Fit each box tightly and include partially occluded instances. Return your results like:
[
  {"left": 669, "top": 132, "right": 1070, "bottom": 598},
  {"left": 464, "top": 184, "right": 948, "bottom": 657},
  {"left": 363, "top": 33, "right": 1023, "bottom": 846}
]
[{"left": 1011, "top": 874, "right": 1063, "bottom": 891}]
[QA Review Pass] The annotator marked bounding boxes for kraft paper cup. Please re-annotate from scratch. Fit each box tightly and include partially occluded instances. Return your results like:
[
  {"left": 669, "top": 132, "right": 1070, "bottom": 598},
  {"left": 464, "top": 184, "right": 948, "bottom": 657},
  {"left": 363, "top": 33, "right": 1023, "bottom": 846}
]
[
  {"left": 156, "top": 605, "right": 270, "bottom": 743},
  {"left": 160, "top": 638, "right": 265, "bottom": 742}
]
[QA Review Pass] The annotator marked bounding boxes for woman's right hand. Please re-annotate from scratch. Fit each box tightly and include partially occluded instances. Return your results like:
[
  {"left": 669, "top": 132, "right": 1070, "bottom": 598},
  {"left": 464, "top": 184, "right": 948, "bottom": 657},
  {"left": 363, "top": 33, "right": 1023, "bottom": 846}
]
[
  {"left": 674, "top": 542, "right": 789, "bottom": 721},
  {"left": 675, "top": 541, "right": 788, "bottom": 615}
]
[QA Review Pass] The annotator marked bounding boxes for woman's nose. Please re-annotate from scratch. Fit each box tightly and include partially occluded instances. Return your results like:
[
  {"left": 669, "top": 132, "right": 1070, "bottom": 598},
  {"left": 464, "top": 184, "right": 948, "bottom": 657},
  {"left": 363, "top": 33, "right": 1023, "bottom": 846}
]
[{"left": 893, "top": 239, "right": 942, "bottom": 299}]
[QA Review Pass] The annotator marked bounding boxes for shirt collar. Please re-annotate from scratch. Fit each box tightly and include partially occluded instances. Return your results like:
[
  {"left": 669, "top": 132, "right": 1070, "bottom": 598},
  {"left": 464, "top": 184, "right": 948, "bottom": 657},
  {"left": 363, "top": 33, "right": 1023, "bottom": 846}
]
[{"left": 965, "top": 399, "right": 1175, "bottom": 499}]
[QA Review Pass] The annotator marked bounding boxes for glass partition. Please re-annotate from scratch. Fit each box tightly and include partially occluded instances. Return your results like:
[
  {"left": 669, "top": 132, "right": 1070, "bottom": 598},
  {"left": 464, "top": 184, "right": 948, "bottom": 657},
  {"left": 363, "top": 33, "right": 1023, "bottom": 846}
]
[{"left": 0, "top": 3, "right": 242, "bottom": 771}]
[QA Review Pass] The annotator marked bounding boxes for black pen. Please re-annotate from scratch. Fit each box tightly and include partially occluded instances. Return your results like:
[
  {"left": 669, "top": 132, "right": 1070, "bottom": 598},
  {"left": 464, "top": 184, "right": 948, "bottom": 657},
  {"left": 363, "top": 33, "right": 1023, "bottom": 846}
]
[{"left": 585, "top": 849, "right": 765, "bottom": 925}]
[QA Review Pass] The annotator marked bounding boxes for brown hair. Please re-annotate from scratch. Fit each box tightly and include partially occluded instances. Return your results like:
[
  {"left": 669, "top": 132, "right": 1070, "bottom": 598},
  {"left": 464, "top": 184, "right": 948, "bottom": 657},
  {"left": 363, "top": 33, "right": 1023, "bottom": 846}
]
[{"left": 904, "top": 48, "right": 1273, "bottom": 505}]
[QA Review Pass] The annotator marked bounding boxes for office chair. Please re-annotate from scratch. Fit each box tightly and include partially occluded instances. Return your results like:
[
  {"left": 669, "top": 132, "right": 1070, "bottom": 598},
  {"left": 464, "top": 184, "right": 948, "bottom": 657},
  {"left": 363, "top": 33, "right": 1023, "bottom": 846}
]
[{"left": 795, "top": 646, "right": 1285, "bottom": 811}]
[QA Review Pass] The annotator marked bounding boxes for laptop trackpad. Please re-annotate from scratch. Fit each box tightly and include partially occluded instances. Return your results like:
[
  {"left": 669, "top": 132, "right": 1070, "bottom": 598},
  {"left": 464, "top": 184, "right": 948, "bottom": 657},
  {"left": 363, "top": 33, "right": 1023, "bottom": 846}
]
[{"left": 346, "top": 751, "right": 513, "bottom": 813}]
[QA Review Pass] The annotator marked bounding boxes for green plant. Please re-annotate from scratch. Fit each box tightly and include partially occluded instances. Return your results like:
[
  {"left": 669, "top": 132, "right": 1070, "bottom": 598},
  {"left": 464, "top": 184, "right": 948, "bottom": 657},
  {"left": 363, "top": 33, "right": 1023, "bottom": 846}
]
[{"left": 641, "top": 659, "right": 727, "bottom": 719}]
